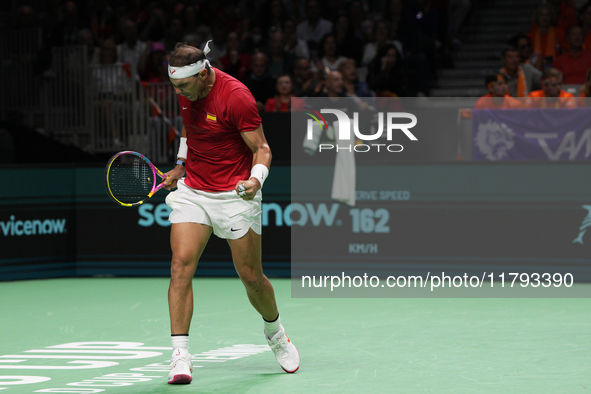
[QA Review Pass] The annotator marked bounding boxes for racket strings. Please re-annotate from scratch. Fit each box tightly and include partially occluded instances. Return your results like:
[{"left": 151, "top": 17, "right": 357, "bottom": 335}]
[{"left": 108, "top": 156, "right": 154, "bottom": 204}]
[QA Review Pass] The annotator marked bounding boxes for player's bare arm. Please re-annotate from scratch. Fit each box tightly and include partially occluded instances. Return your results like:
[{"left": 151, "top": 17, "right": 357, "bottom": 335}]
[
  {"left": 164, "top": 126, "right": 187, "bottom": 190},
  {"left": 236, "top": 124, "right": 272, "bottom": 200}
]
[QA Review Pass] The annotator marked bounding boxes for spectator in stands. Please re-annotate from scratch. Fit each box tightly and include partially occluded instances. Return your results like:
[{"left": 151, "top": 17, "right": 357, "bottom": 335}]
[
  {"left": 318, "top": 70, "right": 346, "bottom": 98},
  {"left": 579, "top": 2, "right": 591, "bottom": 51},
  {"left": 338, "top": 59, "right": 373, "bottom": 98},
  {"left": 547, "top": 0, "right": 577, "bottom": 42},
  {"left": 576, "top": 67, "right": 591, "bottom": 106},
  {"left": 266, "top": 31, "right": 295, "bottom": 78},
  {"left": 162, "top": 16, "right": 185, "bottom": 53},
  {"left": 311, "top": 33, "right": 347, "bottom": 79},
  {"left": 218, "top": 31, "right": 251, "bottom": 81},
  {"left": 361, "top": 19, "right": 401, "bottom": 67},
  {"left": 367, "top": 44, "right": 405, "bottom": 97},
  {"left": 243, "top": 52, "right": 276, "bottom": 112},
  {"left": 292, "top": 58, "right": 323, "bottom": 97},
  {"left": 137, "top": 2, "right": 166, "bottom": 43},
  {"left": 334, "top": 14, "right": 364, "bottom": 65},
  {"left": 206, "top": 21, "right": 228, "bottom": 64},
  {"left": 138, "top": 41, "right": 168, "bottom": 83},
  {"left": 284, "top": 19, "right": 310, "bottom": 60},
  {"left": 116, "top": 18, "right": 147, "bottom": 71},
  {"left": 474, "top": 74, "right": 522, "bottom": 109},
  {"left": 528, "top": 4, "right": 560, "bottom": 69},
  {"left": 87, "top": 0, "right": 116, "bottom": 41},
  {"left": 553, "top": 25, "right": 591, "bottom": 84},
  {"left": 509, "top": 34, "right": 543, "bottom": 70},
  {"left": 264, "top": 74, "right": 305, "bottom": 112},
  {"left": 526, "top": 68, "right": 575, "bottom": 108},
  {"left": 15, "top": 4, "right": 39, "bottom": 30},
  {"left": 260, "top": 0, "right": 288, "bottom": 40},
  {"left": 181, "top": 5, "right": 200, "bottom": 38},
  {"left": 92, "top": 39, "right": 132, "bottom": 148},
  {"left": 349, "top": 1, "right": 373, "bottom": 43},
  {"left": 77, "top": 28, "right": 100, "bottom": 66},
  {"left": 297, "top": 0, "right": 333, "bottom": 55},
  {"left": 47, "top": 1, "right": 87, "bottom": 47},
  {"left": 500, "top": 47, "right": 542, "bottom": 97}
]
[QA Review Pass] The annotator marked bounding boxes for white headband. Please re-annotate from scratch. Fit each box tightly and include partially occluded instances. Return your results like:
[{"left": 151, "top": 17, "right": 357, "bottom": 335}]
[{"left": 168, "top": 40, "right": 212, "bottom": 79}]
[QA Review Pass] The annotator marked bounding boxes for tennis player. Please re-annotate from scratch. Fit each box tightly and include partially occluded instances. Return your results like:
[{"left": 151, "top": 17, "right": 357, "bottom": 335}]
[{"left": 162, "top": 41, "right": 300, "bottom": 384}]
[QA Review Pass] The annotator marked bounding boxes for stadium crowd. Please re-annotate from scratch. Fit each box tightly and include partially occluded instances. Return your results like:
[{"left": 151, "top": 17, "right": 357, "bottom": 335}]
[
  {"left": 7, "top": 0, "right": 474, "bottom": 111},
  {"left": 478, "top": 0, "right": 591, "bottom": 108}
]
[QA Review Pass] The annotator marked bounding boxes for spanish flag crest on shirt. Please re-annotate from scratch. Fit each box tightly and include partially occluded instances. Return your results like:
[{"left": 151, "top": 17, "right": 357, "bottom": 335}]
[{"left": 206, "top": 113, "right": 217, "bottom": 123}]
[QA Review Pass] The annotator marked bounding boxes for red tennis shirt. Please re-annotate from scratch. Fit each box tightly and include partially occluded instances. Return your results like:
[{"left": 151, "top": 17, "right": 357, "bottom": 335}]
[{"left": 177, "top": 68, "right": 262, "bottom": 192}]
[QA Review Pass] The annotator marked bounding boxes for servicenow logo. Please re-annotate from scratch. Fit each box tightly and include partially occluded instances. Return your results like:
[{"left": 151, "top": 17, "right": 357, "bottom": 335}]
[{"left": 0, "top": 215, "right": 67, "bottom": 236}]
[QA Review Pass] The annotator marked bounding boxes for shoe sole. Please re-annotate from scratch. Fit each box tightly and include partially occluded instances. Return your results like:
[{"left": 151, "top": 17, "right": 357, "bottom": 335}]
[
  {"left": 280, "top": 345, "right": 300, "bottom": 373},
  {"left": 168, "top": 374, "right": 192, "bottom": 384}
]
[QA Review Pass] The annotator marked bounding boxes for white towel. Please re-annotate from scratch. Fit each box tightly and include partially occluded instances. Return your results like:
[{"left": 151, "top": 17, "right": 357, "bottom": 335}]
[{"left": 330, "top": 120, "right": 356, "bottom": 206}]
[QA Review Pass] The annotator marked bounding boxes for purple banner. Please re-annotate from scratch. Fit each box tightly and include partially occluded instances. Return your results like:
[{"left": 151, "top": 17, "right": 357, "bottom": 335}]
[{"left": 473, "top": 108, "right": 591, "bottom": 160}]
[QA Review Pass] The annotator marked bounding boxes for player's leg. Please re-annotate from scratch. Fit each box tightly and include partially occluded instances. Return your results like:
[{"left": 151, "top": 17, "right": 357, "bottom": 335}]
[
  {"left": 227, "top": 228, "right": 277, "bottom": 320},
  {"left": 228, "top": 228, "right": 300, "bottom": 373},
  {"left": 168, "top": 222, "right": 212, "bottom": 384}
]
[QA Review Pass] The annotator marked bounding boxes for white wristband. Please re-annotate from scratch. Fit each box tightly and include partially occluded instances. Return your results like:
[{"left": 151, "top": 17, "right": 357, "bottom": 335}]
[
  {"left": 250, "top": 164, "right": 269, "bottom": 189},
  {"left": 178, "top": 137, "right": 188, "bottom": 160}
]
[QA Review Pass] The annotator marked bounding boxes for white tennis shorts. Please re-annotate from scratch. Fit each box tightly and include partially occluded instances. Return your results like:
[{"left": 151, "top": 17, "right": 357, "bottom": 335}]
[{"left": 165, "top": 178, "right": 262, "bottom": 240}]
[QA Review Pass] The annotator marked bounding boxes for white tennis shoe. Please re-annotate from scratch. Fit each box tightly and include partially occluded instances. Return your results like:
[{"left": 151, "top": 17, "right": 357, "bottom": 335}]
[
  {"left": 266, "top": 326, "right": 300, "bottom": 373},
  {"left": 168, "top": 348, "right": 193, "bottom": 384}
]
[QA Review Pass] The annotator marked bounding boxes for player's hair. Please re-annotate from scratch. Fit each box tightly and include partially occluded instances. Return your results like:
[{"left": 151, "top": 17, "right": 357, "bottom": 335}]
[{"left": 168, "top": 42, "right": 210, "bottom": 74}]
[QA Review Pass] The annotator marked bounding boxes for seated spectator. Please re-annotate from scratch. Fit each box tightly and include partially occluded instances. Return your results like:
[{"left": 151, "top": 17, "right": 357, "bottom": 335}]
[
  {"left": 266, "top": 31, "right": 295, "bottom": 78},
  {"left": 311, "top": 33, "right": 347, "bottom": 79},
  {"left": 138, "top": 41, "right": 168, "bottom": 83},
  {"left": 284, "top": 19, "right": 310, "bottom": 60},
  {"left": 474, "top": 74, "right": 522, "bottom": 109},
  {"left": 318, "top": 70, "right": 346, "bottom": 98},
  {"left": 264, "top": 74, "right": 305, "bottom": 112},
  {"left": 527, "top": 4, "right": 561, "bottom": 69},
  {"left": 499, "top": 47, "right": 542, "bottom": 97},
  {"left": 361, "top": 19, "right": 401, "bottom": 67},
  {"left": 580, "top": 2, "right": 591, "bottom": 50},
  {"left": 162, "top": 16, "right": 185, "bottom": 53},
  {"left": 243, "top": 52, "right": 276, "bottom": 112},
  {"left": 367, "top": 44, "right": 405, "bottom": 97},
  {"left": 577, "top": 67, "right": 591, "bottom": 106},
  {"left": 547, "top": 0, "right": 577, "bottom": 35},
  {"left": 292, "top": 59, "right": 324, "bottom": 97},
  {"left": 206, "top": 21, "right": 227, "bottom": 64},
  {"left": 116, "top": 18, "right": 147, "bottom": 71},
  {"left": 526, "top": 68, "right": 575, "bottom": 108},
  {"left": 292, "top": 58, "right": 323, "bottom": 97},
  {"left": 218, "top": 31, "right": 251, "bottom": 80},
  {"left": 508, "top": 34, "right": 543, "bottom": 70},
  {"left": 334, "top": 14, "right": 364, "bottom": 65},
  {"left": 338, "top": 59, "right": 373, "bottom": 97},
  {"left": 296, "top": 0, "right": 333, "bottom": 56},
  {"left": 553, "top": 25, "right": 591, "bottom": 84}
]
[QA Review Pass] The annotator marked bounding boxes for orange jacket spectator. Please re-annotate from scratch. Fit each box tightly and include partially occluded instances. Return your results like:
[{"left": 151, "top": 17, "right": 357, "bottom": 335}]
[
  {"left": 552, "top": 26, "right": 591, "bottom": 84},
  {"left": 475, "top": 73, "right": 522, "bottom": 109},
  {"left": 475, "top": 94, "right": 522, "bottom": 109},
  {"left": 526, "top": 89, "right": 575, "bottom": 108},
  {"left": 528, "top": 4, "right": 561, "bottom": 66}
]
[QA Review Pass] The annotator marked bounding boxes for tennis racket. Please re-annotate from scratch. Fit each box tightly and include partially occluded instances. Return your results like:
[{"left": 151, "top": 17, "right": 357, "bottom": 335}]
[{"left": 105, "top": 151, "right": 168, "bottom": 207}]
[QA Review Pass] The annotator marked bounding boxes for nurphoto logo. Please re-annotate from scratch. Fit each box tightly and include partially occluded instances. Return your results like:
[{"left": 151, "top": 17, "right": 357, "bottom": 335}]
[{"left": 304, "top": 107, "right": 418, "bottom": 153}]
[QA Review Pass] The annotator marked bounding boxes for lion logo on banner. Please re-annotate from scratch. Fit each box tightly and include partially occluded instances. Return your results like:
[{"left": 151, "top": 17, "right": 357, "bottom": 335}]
[{"left": 475, "top": 119, "right": 515, "bottom": 160}]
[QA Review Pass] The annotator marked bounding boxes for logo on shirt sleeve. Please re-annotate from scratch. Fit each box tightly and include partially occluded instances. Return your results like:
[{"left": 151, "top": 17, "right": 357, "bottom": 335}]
[{"left": 206, "top": 113, "right": 217, "bottom": 123}]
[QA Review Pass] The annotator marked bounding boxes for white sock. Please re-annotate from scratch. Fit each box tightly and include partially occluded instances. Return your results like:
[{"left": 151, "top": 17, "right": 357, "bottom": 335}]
[
  {"left": 264, "top": 315, "right": 282, "bottom": 338},
  {"left": 171, "top": 335, "right": 189, "bottom": 352}
]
